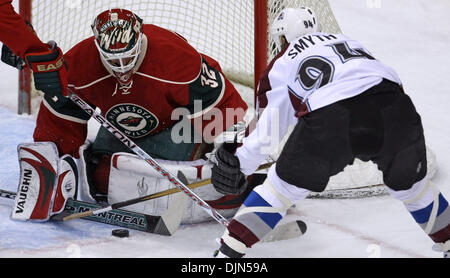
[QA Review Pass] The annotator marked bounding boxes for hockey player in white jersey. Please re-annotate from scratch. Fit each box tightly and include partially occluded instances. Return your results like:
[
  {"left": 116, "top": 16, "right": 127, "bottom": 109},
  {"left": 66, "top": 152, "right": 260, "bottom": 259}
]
[{"left": 211, "top": 7, "right": 450, "bottom": 258}]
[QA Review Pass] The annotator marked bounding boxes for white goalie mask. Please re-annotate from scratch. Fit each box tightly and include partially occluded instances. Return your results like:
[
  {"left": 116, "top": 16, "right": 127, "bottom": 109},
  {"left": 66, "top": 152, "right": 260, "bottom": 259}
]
[
  {"left": 92, "top": 9, "right": 144, "bottom": 85},
  {"left": 270, "top": 7, "right": 322, "bottom": 52}
]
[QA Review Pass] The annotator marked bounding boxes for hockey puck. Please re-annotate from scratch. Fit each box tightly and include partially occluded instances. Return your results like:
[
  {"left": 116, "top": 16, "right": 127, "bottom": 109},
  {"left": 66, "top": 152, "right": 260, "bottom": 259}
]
[
  {"left": 112, "top": 229, "right": 129, "bottom": 238},
  {"left": 296, "top": 220, "right": 307, "bottom": 235}
]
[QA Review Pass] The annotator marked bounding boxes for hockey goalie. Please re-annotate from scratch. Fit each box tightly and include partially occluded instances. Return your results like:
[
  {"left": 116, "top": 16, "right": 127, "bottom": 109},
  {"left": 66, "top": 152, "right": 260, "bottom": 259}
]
[{"left": 7, "top": 8, "right": 252, "bottom": 225}]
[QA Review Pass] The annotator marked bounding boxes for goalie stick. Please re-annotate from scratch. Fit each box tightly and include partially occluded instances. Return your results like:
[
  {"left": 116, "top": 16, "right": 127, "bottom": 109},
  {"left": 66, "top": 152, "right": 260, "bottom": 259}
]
[{"left": 0, "top": 188, "right": 174, "bottom": 235}]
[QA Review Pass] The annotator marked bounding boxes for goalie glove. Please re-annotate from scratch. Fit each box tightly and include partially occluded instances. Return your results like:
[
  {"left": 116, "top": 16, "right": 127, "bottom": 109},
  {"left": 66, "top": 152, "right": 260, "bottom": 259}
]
[
  {"left": 1, "top": 44, "right": 25, "bottom": 70},
  {"left": 11, "top": 142, "right": 78, "bottom": 221},
  {"left": 211, "top": 142, "right": 248, "bottom": 195},
  {"left": 25, "top": 41, "right": 69, "bottom": 107}
]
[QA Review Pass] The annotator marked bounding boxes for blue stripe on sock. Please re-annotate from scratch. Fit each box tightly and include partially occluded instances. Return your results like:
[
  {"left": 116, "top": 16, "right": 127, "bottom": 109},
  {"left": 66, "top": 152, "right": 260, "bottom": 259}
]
[
  {"left": 410, "top": 194, "right": 449, "bottom": 224},
  {"left": 243, "top": 191, "right": 283, "bottom": 228}
]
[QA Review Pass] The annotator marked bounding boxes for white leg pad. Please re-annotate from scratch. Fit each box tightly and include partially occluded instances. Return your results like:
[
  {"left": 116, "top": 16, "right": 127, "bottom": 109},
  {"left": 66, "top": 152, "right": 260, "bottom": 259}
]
[
  {"left": 107, "top": 152, "right": 238, "bottom": 224},
  {"left": 12, "top": 142, "right": 59, "bottom": 221},
  {"left": 51, "top": 154, "right": 78, "bottom": 214}
]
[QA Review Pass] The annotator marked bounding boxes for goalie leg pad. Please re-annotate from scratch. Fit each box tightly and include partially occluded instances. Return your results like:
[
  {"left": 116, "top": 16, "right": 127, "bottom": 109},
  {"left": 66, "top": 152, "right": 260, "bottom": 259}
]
[
  {"left": 106, "top": 152, "right": 239, "bottom": 224},
  {"left": 12, "top": 142, "right": 79, "bottom": 221},
  {"left": 12, "top": 142, "right": 59, "bottom": 221},
  {"left": 77, "top": 141, "right": 99, "bottom": 203},
  {"left": 51, "top": 154, "right": 78, "bottom": 214}
]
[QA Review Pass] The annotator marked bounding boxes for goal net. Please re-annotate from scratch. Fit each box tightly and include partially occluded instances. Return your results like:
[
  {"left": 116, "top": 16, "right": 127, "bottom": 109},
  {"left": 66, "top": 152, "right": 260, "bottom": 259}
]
[
  {"left": 20, "top": 0, "right": 341, "bottom": 112},
  {"left": 20, "top": 0, "right": 432, "bottom": 199}
]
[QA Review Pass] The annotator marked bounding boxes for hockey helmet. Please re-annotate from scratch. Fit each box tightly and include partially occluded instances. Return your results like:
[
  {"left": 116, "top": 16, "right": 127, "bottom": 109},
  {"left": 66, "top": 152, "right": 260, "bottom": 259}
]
[
  {"left": 92, "top": 9, "right": 143, "bottom": 84},
  {"left": 270, "top": 7, "right": 322, "bottom": 52}
]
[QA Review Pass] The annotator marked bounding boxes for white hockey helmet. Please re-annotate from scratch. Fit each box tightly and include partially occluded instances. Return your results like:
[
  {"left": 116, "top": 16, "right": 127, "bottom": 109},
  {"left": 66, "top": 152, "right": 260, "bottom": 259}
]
[
  {"left": 92, "top": 9, "right": 144, "bottom": 85},
  {"left": 270, "top": 7, "right": 322, "bottom": 52}
]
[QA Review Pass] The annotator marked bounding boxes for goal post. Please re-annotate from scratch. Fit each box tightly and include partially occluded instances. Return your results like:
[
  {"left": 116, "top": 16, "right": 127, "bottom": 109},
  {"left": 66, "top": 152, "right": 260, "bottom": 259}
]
[
  {"left": 18, "top": 0, "right": 341, "bottom": 114},
  {"left": 254, "top": 0, "right": 269, "bottom": 107},
  {"left": 18, "top": 0, "right": 32, "bottom": 115}
]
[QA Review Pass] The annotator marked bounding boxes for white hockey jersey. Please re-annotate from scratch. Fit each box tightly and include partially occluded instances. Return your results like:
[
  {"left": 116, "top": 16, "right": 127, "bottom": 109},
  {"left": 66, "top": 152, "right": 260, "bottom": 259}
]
[{"left": 237, "top": 33, "right": 402, "bottom": 175}]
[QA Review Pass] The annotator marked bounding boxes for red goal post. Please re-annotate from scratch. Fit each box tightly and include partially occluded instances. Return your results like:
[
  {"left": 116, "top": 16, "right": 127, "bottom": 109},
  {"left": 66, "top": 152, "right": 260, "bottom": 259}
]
[{"left": 18, "top": 0, "right": 341, "bottom": 114}]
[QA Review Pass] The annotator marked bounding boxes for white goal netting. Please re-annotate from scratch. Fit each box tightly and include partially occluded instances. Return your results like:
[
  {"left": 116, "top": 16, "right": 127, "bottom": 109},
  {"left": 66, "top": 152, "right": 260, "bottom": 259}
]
[{"left": 29, "top": 0, "right": 341, "bottom": 88}]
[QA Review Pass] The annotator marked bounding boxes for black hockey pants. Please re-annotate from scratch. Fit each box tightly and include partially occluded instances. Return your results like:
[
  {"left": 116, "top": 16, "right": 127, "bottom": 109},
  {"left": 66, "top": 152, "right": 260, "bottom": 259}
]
[{"left": 276, "top": 79, "right": 427, "bottom": 192}]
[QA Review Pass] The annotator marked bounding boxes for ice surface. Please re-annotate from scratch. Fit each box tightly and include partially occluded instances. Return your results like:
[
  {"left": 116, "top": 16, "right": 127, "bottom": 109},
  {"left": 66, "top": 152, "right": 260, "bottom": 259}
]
[{"left": 0, "top": 0, "right": 449, "bottom": 258}]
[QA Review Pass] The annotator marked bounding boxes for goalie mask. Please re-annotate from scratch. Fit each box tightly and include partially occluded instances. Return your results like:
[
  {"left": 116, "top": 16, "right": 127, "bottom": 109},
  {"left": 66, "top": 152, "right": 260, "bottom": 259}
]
[
  {"left": 270, "top": 7, "right": 322, "bottom": 52},
  {"left": 92, "top": 9, "right": 144, "bottom": 85}
]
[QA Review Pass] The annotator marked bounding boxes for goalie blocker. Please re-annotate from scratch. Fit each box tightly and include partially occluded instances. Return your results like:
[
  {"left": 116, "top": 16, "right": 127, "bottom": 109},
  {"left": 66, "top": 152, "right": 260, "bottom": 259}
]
[{"left": 11, "top": 142, "right": 78, "bottom": 221}]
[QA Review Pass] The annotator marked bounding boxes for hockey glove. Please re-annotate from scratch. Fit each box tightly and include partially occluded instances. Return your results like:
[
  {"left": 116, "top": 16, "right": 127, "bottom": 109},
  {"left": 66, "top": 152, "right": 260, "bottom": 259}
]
[
  {"left": 25, "top": 41, "right": 69, "bottom": 105},
  {"left": 1, "top": 44, "right": 25, "bottom": 69},
  {"left": 211, "top": 142, "right": 248, "bottom": 195}
]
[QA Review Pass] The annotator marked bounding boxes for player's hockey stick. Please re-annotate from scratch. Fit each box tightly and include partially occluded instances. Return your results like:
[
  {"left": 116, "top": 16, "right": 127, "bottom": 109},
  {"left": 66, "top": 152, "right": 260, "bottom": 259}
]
[
  {"left": 62, "top": 171, "right": 208, "bottom": 221},
  {"left": 67, "top": 90, "right": 229, "bottom": 227}
]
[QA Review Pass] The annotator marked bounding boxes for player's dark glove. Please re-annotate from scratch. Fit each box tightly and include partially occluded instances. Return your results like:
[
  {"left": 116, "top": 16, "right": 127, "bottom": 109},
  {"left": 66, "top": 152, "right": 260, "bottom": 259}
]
[
  {"left": 211, "top": 142, "right": 248, "bottom": 195},
  {"left": 1, "top": 44, "right": 25, "bottom": 69},
  {"left": 25, "top": 41, "right": 69, "bottom": 105}
]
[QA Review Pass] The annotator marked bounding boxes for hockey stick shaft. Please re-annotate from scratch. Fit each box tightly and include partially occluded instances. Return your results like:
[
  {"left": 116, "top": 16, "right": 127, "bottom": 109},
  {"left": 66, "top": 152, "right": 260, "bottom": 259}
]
[
  {"left": 63, "top": 177, "right": 211, "bottom": 220},
  {"left": 113, "top": 162, "right": 272, "bottom": 206},
  {"left": 0, "top": 189, "right": 16, "bottom": 200},
  {"left": 68, "top": 91, "right": 229, "bottom": 226}
]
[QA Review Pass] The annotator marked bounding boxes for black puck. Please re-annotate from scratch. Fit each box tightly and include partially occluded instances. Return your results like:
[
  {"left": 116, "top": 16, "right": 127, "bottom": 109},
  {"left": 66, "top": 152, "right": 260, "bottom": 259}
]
[
  {"left": 296, "top": 220, "right": 307, "bottom": 235},
  {"left": 112, "top": 229, "right": 129, "bottom": 238}
]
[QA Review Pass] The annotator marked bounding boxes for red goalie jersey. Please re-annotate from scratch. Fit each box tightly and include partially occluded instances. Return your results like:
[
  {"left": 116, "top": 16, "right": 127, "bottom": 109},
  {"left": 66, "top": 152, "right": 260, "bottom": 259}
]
[{"left": 33, "top": 24, "right": 247, "bottom": 158}]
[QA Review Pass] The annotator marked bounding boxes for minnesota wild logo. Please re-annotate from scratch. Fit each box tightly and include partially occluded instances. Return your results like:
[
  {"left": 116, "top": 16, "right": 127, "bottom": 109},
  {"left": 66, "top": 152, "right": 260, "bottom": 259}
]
[{"left": 106, "top": 103, "right": 159, "bottom": 138}]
